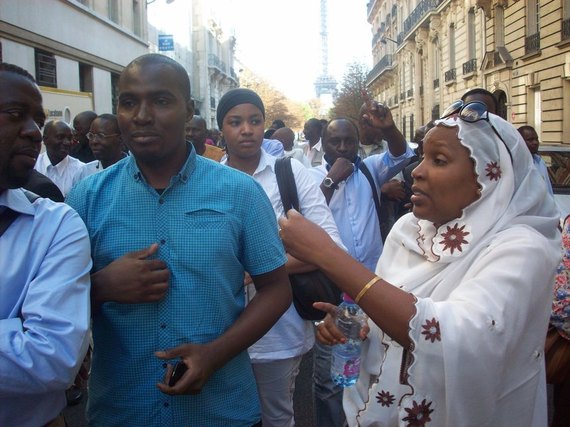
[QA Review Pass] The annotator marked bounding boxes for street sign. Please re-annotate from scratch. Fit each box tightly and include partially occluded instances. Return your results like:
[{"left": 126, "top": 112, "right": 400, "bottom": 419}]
[{"left": 158, "top": 35, "right": 174, "bottom": 52}]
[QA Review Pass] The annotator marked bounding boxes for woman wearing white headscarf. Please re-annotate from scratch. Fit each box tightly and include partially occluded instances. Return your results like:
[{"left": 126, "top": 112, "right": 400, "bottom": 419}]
[{"left": 278, "top": 101, "right": 561, "bottom": 427}]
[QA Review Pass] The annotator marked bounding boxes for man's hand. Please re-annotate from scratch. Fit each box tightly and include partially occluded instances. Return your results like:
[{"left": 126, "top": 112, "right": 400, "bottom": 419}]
[
  {"left": 328, "top": 157, "right": 355, "bottom": 184},
  {"left": 91, "top": 243, "right": 169, "bottom": 307},
  {"left": 155, "top": 343, "right": 220, "bottom": 395},
  {"left": 359, "top": 91, "right": 396, "bottom": 131},
  {"left": 381, "top": 180, "right": 406, "bottom": 201}
]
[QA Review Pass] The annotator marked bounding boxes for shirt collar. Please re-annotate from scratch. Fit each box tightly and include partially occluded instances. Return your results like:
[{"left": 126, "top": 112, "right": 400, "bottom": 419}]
[
  {"left": 252, "top": 149, "right": 275, "bottom": 176},
  {"left": 47, "top": 155, "right": 70, "bottom": 173},
  {"left": 0, "top": 188, "right": 36, "bottom": 215},
  {"left": 127, "top": 141, "right": 196, "bottom": 186}
]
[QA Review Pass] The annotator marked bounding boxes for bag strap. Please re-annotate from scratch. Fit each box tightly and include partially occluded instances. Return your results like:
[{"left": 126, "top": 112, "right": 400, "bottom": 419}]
[
  {"left": 0, "top": 190, "right": 40, "bottom": 238},
  {"left": 275, "top": 157, "right": 300, "bottom": 215},
  {"left": 359, "top": 162, "right": 382, "bottom": 229}
]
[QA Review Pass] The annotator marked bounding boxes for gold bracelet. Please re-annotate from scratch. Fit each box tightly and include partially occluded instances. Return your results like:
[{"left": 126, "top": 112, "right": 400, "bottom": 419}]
[{"left": 355, "top": 276, "right": 381, "bottom": 304}]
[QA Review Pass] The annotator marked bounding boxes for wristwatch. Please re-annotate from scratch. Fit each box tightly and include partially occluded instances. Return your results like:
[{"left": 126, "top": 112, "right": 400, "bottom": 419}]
[{"left": 322, "top": 177, "right": 338, "bottom": 190}]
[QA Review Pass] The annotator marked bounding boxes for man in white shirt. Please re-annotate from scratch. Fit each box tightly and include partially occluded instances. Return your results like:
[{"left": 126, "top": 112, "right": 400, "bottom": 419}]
[
  {"left": 34, "top": 120, "right": 84, "bottom": 196},
  {"left": 74, "top": 114, "right": 127, "bottom": 183},
  {"left": 273, "top": 127, "right": 310, "bottom": 167},
  {"left": 517, "top": 125, "right": 554, "bottom": 195},
  {"left": 309, "top": 106, "right": 414, "bottom": 427},
  {"left": 303, "top": 118, "right": 325, "bottom": 166}
]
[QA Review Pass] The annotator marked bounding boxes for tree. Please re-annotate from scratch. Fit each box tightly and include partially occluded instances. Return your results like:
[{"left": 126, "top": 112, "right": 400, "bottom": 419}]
[
  {"left": 239, "top": 68, "right": 305, "bottom": 130},
  {"left": 330, "top": 62, "right": 370, "bottom": 121}
]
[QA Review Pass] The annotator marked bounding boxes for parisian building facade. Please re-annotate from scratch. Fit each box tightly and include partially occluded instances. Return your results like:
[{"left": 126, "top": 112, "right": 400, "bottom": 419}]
[
  {"left": 366, "top": 0, "right": 570, "bottom": 145},
  {"left": 0, "top": 0, "right": 238, "bottom": 130}
]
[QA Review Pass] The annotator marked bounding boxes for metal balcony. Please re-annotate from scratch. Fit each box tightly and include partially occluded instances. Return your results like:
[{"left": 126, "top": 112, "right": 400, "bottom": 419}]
[
  {"left": 525, "top": 32, "right": 540, "bottom": 55},
  {"left": 444, "top": 68, "right": 456, "bottom": 82},
  {"left": 462, "top": 58, "right": 477, "bottom": 74},
  {"left": 562, "top": 18, "right": 570, "bottom": 41},
  {"left": 403, "top": 0, "right": 442, "bottom": 36},
  {"left": 366, "top": 54, "right": 394, "bottom": 84}
]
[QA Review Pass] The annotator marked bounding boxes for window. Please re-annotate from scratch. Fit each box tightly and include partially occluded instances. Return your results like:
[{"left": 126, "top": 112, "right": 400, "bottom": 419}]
[
  {"left": 79, "top": 63, "right": 93, "bottom": 93},
  {"left": 525, "top": 0, "right": 540, "bottom": 53},
  {"left": 433, "top": 37, "right": 440, "bottom": 89},
  {"left": 446, "top": 24, "right": 456, "bottom": 82},
  {"left": 111, "top": 73, "right": 120, "bottom": 114},
  {"left": 563, "top": 0, "right": 570, "bottom": 40},
  {"left": 133, "top": 0, "right": 142, "bottom": 36},
  {"left": 108, "top": 0, "right": 119, "bottom": 24},
  {"left": 533, "top": 89, "right": 542, "bottom": 136},
  {"left": 496, "top": 6, "right": 505, "bottom": 48},
  {"left": 468, "top": 8, "right": 476, "bottom": 58},
  {"left": 35, "top": 50, "right": 57, "bottom": 87}
]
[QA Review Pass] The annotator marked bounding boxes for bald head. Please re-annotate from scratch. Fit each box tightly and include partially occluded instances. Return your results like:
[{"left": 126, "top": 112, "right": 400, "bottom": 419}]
[{"left": 272, "top": 127, "right": 296, "bottom": 151}]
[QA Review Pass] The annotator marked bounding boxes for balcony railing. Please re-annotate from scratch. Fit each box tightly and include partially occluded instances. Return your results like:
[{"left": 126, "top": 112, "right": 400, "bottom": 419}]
[
  {"left": 208, "top": 54, "right": 224, "bottom": 71},
  {"left": 366, "top": 54, "right": 393, "bottom": 83},
  {"left": 525, "top": 32, "right": 540, "bottom": 55},
  {"left": 462, "top": 58, "right": 477, "bottom": 74},
  {"left": 433, "top": 78, "right": 440, "bottom": 89},
  {"left": 444, "top": 68, "right": 456, "bottom": 82},
  {"left": 562, "top": 18, "right": 570, "bottom": 41},
  {"left": 403, "top": 0, "right": 442, "bottom": 36}
]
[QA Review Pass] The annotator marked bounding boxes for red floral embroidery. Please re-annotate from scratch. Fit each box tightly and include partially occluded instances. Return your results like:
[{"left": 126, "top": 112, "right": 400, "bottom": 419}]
[
  {"left": 402, "top": 399, "right": 434, "bottom": 426},
  {"left": 421, "top": 318, "right": 441, "bottom": 342},
  {"left": 439, "top": 223, "right": 469, "bottom": 254},
  {"left": 376, "top": 390, "right": 395, "bottom": 407},
  {"left": 485, "top": 161, "right": 502, "bottom": 181}
]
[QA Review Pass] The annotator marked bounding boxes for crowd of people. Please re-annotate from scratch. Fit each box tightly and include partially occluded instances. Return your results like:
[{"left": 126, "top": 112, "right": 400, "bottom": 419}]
[{"left": 1, "top": 52, "right": 568, "bottom": 427}]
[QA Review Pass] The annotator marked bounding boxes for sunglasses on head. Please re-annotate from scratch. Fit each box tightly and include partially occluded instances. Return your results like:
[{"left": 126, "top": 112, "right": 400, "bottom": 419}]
[{"left": 440, "top": 100, "right": 513, "bottom": 164}]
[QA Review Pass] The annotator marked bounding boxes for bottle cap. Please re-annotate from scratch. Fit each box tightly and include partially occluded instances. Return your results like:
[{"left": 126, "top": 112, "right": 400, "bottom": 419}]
[{"left": 342, "top": 293, "right": 355, "bottom": 303}]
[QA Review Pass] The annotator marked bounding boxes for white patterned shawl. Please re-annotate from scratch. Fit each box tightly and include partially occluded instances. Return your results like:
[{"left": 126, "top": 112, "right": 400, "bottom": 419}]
[{"left": 344, "top": 114, "right": 561, "bottom": 427}]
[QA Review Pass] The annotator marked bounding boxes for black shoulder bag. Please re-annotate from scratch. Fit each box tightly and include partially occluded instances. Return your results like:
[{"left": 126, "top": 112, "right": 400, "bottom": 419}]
[{"left": 274, "top": 157, "right": 342, "bottom": 321}]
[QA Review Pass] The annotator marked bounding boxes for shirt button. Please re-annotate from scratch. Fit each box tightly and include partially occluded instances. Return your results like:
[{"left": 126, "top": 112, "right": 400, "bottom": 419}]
[
  {"left": 160, "top": 323, "right": 166, "bottom": 329},
  {"left": 162, "top": 363, "right": 167, "bottom": 368},
  {"left": 159, "top": 198, "right": 164, "bottom": 204},
  {"left": 160, "top": 239, "right": 166, "bottom": 245},
  {"left": 164, "top": 402, "right": 169, "bottom": 407}
]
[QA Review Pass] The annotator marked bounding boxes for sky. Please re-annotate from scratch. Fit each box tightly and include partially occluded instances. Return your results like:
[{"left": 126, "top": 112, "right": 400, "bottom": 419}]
[{"left": 148, "top": 1, "right": 372, "bottom": 103}]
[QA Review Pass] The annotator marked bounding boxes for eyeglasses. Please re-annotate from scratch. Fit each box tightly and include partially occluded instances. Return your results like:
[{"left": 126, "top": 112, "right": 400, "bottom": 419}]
[
  {"left": 440, "top": 100, "right": 513, "bottom": 164},
  {"left": 86, "top": 132, "right": 120, "bottom": 141}
]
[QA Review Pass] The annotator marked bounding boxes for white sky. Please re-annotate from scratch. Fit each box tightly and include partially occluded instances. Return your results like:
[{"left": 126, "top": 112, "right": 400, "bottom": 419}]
[{"left": 148, "top": 1, "right": 372, "bottom": 103}]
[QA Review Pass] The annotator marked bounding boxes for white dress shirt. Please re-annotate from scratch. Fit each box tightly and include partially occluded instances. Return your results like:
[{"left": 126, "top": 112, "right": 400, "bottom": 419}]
[
  {"left": 306, "top": 139, "right": 324, "bottom": 166},
  {"left": 34, "top": 152, "right": 85, "bottom": 197}
]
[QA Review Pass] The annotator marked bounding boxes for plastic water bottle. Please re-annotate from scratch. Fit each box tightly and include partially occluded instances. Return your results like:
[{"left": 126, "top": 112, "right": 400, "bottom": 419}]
[{"left": 330, "top": 294, "right": 367, "bottom": 387}]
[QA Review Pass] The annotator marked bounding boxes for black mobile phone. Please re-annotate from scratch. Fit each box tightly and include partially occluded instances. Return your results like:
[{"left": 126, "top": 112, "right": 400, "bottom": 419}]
[{"left": 168, "top": 361, "right": 188, "bottom": 386}]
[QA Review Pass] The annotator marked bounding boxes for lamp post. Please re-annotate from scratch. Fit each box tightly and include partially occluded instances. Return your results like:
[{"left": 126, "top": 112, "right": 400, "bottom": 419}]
[{"left": 381, "top": 36, "right": 398, "bottom": 45}]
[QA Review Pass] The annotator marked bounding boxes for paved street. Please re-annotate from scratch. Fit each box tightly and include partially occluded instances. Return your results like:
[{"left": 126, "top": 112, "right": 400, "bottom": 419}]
[{"left": 64, "top": 350, "right": 316, "bottom": 427}]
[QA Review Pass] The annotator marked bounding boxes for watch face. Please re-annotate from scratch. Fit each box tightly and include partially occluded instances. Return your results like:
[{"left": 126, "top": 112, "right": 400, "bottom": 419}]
[{"left": 324, "top": 177, "right": 335, "bottom": 188}]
